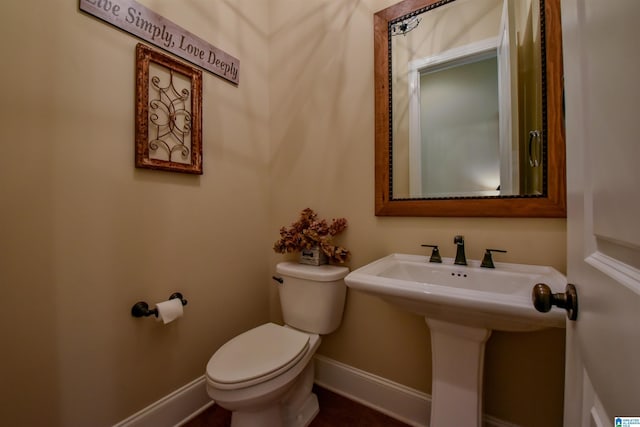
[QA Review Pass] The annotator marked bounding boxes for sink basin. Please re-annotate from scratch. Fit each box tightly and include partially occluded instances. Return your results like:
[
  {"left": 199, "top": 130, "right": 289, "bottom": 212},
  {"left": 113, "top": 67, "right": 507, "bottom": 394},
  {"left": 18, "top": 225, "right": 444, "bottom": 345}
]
[
  {"left": 345, "top": 253, "right": 567, "bottom": 331},
  {"left": 345, "top": 253, "right": 567, "bottom": 427}
]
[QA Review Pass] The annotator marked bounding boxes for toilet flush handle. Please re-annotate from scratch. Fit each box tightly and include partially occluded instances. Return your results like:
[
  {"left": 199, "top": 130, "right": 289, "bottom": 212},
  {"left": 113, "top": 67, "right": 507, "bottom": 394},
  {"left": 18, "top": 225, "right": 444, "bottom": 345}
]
[{"left": 272, "top": 276, "right": 283, "bottom": 284}]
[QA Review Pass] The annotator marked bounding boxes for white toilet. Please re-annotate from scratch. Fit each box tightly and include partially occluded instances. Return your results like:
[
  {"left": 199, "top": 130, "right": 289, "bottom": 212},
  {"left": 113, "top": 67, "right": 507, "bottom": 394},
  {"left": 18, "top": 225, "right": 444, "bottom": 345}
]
[{"left": 205, "top": 262, "right": 349, "bottom": 427}]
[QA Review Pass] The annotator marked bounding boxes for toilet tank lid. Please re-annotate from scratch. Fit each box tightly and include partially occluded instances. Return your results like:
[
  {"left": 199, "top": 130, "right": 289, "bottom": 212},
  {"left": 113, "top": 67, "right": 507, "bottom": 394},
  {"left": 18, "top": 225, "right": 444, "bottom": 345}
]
[{"left": 276, "top": 262, "right": 349, "bottom": 281}]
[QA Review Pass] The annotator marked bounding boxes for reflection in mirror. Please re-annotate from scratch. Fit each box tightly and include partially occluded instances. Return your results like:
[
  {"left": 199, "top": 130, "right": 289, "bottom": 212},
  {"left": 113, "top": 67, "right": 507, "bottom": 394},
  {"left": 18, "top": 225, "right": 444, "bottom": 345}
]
[
  {"left": 392, "top": 0, "right": 542, "bottom": 198},
  {"left": 374, "top": 0, "right": 566, "bottom": 217}
]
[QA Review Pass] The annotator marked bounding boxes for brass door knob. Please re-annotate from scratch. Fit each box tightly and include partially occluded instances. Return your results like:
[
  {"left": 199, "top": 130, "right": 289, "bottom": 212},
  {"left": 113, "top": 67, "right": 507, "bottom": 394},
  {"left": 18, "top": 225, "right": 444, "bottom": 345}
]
[{"left": 532, "top": 283, "right": 578, "bottom": 321}]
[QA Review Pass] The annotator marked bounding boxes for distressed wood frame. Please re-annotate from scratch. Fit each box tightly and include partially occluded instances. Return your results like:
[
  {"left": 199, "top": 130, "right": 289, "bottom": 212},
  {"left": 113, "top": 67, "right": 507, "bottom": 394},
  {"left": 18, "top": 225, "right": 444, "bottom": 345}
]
[{"left": 135, "top": 43, "right": 203, "bottom": 174}]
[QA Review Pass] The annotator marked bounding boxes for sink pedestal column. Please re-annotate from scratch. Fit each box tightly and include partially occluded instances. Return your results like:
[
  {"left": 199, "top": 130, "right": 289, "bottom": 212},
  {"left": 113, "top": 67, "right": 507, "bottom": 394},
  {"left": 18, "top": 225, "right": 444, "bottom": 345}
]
[{"left": 425, "top": 318, "right": 492, "bottom": 427}]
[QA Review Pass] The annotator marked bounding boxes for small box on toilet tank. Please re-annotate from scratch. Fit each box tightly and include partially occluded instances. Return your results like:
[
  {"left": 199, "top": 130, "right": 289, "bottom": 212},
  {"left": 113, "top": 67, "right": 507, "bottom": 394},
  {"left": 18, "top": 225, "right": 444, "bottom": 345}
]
[{"left": 299, "top": 246, "right": 327, "bottom": 265}]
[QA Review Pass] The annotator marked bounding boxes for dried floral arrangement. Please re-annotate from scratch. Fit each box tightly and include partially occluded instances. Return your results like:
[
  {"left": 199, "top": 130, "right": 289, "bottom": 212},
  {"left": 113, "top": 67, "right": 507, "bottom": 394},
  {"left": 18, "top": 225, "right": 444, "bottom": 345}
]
[{"left": 273, "top": 208, "right": 350, "bottom": 264}]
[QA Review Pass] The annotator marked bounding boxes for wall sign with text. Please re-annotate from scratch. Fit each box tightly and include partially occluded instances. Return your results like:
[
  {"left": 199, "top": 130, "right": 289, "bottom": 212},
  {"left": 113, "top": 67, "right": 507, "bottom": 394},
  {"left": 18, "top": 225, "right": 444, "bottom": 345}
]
[{"left": 79, "top": 0, "right": 239, "bottom": 85}]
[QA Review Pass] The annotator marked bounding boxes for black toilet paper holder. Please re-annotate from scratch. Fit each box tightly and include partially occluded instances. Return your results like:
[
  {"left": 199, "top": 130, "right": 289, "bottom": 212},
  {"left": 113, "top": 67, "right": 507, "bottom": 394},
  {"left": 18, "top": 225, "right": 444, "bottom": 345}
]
[{"left": 131, "top": 292, "right": 188, "bottom": 318}]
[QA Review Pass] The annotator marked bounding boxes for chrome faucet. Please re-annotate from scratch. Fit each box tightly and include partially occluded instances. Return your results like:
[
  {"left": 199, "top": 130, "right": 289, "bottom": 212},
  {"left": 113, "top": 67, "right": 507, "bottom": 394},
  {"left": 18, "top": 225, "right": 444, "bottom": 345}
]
[{"left": 453, "top": 235, "right": 467, "bottom": 265}]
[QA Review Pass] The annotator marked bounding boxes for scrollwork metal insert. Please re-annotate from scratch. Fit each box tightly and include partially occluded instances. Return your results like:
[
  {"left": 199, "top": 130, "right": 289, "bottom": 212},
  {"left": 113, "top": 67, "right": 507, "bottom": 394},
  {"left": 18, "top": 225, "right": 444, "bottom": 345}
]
[{"left": 148, "top": 70, "right": 192, "bottom": 163}]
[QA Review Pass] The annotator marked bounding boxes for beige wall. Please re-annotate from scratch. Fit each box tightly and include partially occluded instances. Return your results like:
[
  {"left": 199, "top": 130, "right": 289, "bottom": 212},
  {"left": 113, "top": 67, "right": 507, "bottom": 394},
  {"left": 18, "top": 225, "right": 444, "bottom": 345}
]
[
  {"left": 0, "top": 1, "right": 565, "bottom": 427},
  {"left": 269, "top": 1, "right": 565, "bottom": 426},
  {"left": 0, "top": 1, "right": 271, "bottom": 426}
]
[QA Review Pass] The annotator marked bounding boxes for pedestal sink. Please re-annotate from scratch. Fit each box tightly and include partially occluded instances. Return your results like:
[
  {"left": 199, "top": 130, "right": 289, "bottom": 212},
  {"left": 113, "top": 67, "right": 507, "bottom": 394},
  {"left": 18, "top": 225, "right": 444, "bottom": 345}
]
[{"left": 344, "top": 253, "right": 566, "bottom": 427}]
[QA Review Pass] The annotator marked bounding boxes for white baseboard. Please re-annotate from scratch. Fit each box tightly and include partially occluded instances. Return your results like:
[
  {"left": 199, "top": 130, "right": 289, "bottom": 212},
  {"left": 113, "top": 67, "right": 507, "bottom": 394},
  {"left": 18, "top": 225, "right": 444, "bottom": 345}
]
[
  {"left": 313, "top": 355, "right": 430, "bottom": 427},
  {"left": 113, "top": 356, "right": 520, "bottom": 427},
  {"left": 313, "top": 354, "right": 521, "bottom": 427},
  {"left": 112, "top": 376, "right": 212, "bottom": 427}
]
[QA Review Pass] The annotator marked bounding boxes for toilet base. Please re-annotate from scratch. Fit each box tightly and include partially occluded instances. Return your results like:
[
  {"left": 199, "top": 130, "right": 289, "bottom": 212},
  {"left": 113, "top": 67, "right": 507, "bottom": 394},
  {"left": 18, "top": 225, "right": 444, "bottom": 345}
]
[
  {"left": 225, "top": 359, "right": 319, "bottom": 427},
  {"left": 284, "top": 392, "right": 319, "bottom": 427},
  {"left": 231, "top": 405, "right": 282, "bottom": 427},
  {"left": 228, "top": 391, "right": 319, "bottom": 427}
]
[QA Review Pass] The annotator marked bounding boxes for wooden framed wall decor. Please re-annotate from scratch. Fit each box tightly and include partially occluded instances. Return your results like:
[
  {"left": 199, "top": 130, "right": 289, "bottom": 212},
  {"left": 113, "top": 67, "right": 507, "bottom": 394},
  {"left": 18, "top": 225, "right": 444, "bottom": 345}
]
[{"left": 135, "top": 43, "right": 203, "bottom": 174}]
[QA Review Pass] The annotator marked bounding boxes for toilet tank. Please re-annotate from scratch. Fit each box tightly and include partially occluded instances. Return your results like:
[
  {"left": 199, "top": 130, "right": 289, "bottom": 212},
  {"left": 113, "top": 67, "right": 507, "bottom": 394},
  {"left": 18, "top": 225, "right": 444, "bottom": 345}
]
[{"left": 275, "top": 262, "right": 349, "bottom": 335}]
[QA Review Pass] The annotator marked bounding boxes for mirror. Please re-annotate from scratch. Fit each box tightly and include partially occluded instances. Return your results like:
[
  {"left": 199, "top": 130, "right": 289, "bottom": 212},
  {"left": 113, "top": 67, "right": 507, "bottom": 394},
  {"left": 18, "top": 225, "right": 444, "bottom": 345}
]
[{"left": 374, "top": 0, "right": 565, "bottom": 217}]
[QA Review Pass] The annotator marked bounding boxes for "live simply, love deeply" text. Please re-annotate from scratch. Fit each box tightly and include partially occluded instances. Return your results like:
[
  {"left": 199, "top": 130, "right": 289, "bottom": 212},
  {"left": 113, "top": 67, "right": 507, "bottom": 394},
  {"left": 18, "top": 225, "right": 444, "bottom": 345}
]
[{"left": 80, "top": 0, "right": 240, "bottom": 84}]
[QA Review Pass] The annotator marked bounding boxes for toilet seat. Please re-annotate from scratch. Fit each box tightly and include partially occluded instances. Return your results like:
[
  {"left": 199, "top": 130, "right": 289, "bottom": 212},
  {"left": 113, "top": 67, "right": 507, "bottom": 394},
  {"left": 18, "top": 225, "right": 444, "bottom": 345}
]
[{"left": 206, "top": 323, "right": 310, "bottom": 390}]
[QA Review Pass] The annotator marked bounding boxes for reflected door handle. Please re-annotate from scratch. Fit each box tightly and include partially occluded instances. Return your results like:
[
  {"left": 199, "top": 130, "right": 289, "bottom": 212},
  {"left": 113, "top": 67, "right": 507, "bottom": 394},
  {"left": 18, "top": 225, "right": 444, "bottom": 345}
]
[
  {"left": 532, "top": 283, "right": 578, "bottom": 321},
  {"left": 528, "top": 130, "right": 541, "bottom": 167}
]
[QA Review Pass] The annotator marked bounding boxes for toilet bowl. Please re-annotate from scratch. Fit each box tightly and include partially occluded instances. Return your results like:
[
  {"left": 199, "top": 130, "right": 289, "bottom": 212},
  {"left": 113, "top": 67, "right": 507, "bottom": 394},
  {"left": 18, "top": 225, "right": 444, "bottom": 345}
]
[
  {"left": 206, "top": 323, "right": 321, "bottom": 427},
  {"left": 205, "top": 262, "right": 349, "bottom": 427}
]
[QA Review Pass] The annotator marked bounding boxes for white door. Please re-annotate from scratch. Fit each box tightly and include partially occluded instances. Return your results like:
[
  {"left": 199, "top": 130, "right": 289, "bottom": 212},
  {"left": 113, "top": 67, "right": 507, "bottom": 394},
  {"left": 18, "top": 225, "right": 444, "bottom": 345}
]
[{"left": 562, "top": 1, "right": 640, "bottom": 425}]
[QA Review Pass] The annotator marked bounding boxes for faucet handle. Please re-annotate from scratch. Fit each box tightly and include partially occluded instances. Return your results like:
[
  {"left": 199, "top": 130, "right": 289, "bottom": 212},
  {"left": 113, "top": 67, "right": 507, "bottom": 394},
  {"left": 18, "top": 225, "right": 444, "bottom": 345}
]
[
  {"left": 454, "top": 235, "right": 464, "bottom": 245},
  {"left": 421, "top": 244, "right": 442, "bottom": 263},
  {"left": 481, "top": 249, "right": 507, "bottom": 268}
]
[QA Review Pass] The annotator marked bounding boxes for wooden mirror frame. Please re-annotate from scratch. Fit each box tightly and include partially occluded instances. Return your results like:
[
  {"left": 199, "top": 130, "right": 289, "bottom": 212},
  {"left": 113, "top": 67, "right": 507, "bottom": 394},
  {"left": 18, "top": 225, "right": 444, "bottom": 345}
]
[{"left": 374, "top": 0, "right": 565, "bottom": 217}]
